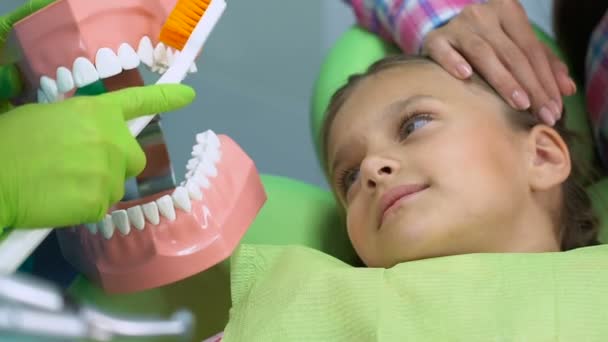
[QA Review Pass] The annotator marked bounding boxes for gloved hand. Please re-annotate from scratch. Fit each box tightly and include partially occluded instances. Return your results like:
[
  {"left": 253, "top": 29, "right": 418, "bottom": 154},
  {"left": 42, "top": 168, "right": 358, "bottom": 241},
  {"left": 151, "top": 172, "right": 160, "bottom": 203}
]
[
  {"left": 0, "top": 84, "right": 196, "bottom": 229},
  {"left": 0, "top": 0, "right": 57, "bottom": 112}
]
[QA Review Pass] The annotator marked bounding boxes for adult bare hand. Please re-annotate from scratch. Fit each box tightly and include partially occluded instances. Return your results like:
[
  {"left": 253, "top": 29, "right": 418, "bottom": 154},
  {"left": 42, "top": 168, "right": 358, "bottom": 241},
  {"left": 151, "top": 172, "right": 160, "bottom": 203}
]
[{"left": 421, "top": 0, "right": 576, "bottom": 126}]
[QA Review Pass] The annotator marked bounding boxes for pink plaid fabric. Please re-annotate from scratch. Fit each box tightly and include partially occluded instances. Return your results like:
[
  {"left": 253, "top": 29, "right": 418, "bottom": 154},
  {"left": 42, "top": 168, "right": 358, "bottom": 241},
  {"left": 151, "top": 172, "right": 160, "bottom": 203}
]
[{"left": 344, "top": 0, "right": 484, "bottom": 53}]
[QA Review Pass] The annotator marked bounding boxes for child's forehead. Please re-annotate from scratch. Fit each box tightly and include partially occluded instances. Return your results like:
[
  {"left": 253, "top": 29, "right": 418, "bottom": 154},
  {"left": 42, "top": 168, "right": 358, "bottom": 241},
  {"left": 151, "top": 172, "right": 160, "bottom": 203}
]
[
  {"left": 326, "top": 65, "right": 507, "bottom": 164},
  {"left": 336, "top": 66, "right": 451, "bottom": 121}
]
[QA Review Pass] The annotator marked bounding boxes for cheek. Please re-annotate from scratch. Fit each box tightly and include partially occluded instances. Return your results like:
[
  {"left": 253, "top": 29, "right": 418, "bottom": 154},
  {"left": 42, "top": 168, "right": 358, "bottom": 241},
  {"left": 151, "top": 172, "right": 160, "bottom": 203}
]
[
  {"left": 428, "top": 125, "right": 524, "bottom": 184},
  {"left": 345, "top": 199, "right": 372, "bottom": 257},
  {"left": 428, "top": 126, "right": 528, "bottom": 214}
]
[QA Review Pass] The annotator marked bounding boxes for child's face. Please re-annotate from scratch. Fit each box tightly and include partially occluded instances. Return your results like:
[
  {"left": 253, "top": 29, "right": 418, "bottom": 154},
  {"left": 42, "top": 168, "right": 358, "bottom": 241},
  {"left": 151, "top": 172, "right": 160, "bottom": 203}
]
[{"left": 327, "top": 63, "right": 562, "bottom": 267}]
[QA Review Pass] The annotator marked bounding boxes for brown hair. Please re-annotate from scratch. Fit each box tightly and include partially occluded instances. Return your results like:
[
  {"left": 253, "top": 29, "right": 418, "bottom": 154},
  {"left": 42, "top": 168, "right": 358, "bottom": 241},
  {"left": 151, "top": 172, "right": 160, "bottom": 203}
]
[
  {"left": 321, "top": 55, "right": 600, "bottom": 251},
  {"left": 553, "top": 0, "right": 608, "bottom": 84}
]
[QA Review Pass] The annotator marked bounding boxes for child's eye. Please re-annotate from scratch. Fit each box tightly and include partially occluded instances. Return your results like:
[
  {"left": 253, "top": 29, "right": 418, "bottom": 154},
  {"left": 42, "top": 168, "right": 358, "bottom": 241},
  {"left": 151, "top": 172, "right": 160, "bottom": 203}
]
[
  {"left": 338, "top": 168, "right": 360, "bottom": 195},
  {"left": 400, "top": 113, "right": 433, "bottom": 139}
]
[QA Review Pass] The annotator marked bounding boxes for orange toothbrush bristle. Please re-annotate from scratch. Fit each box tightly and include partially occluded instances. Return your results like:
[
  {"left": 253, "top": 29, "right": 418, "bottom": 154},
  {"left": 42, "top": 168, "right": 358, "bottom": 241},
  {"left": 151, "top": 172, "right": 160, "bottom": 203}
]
[{"left": 159, "top": 0, "right": 212, "bottom": 51}]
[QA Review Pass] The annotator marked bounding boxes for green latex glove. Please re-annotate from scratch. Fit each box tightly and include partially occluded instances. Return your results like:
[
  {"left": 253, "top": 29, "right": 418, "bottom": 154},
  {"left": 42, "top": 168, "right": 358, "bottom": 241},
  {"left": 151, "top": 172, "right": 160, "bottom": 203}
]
[
  {"left": 0, "top": 84, "right": 196, "bottom": 229},
  {"left": 0, "top": 0, "right": 56, "bottom": 111}
]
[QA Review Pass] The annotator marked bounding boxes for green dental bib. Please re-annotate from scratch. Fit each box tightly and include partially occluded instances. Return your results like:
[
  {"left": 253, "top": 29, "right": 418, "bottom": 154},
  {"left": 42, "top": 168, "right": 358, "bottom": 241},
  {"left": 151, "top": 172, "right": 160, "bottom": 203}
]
[{"left": 223, "top": 243, "right": 608, "bottom": 341}]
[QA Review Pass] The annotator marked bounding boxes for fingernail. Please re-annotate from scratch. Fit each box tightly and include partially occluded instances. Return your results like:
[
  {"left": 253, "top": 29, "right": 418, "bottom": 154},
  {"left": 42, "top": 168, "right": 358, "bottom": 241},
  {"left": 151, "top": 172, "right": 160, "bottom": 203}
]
[
  {"left": 456, "top": 63, "right": 472, "bottom": 78},
  {"left": 569, "top": 79, "right": 577, "bottom": 94},
  {"left": 512, "top": 90, "right": 531, "bottom": 109},
  {"left": 552, "top": 98, "right": 563, "bottom": 117},
  {"left": 539, "top": 106, "right": 556, "bottom": 126},
  {"left": 548, "top": 99, "right": 561, "bottom": 117}
]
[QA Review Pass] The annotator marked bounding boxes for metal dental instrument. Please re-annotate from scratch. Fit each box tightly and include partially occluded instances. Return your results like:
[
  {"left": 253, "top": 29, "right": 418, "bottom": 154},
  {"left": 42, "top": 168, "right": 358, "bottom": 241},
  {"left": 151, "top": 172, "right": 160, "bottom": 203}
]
[{"left": 0, "top": 273, "right": 194, "bottom": 341}]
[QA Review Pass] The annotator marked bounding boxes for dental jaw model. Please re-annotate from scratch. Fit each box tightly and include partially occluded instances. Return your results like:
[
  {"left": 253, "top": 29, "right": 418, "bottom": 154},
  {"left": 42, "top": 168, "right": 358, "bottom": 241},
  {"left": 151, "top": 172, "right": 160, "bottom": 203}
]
[
  {"left": 57, "top": 131, "right": 266, "bottom": 293},
  {"left": 3, "top": 0, "right": 267, "bottom": 293}
]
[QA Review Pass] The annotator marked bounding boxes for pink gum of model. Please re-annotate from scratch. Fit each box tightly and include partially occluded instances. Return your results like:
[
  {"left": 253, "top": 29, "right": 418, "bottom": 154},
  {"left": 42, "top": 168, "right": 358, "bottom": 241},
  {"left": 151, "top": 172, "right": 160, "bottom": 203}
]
[
  {"left": 5, "top": 0, "right": 177, "bottom": 101},
  {"left": 57, "top": 135, "right": 267, "bottom": 294}
]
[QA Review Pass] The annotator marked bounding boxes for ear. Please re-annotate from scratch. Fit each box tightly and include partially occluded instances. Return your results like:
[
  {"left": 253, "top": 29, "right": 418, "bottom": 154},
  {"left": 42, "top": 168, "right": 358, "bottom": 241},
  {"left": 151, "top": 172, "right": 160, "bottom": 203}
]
[{"left": 526, "top": 125, "right": 571, "bottom": 191}]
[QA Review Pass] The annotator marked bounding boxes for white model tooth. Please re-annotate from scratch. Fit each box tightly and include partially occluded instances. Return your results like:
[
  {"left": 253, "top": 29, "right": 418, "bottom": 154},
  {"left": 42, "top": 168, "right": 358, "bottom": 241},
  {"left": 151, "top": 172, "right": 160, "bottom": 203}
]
[
  {"left": 186, "top": 180, "right": 203, "bottom": 200},
  {"left": 37, "top": 89, "right": 49, "bottom": 103},
  {"left": 100, "top": 214, "right": 115, "bottom": 239},
  {"left": 195, "top": 131, "right": 209, "bottom": 145},
  {"left": 156, "top": 195, "right": 176, "bottom": 221},
  {"left": 173, "top": 50, "right": 181, "bottom": 65},
  {"left": 117, "top": 43, "right": 140, "bottom": 70},
  {"left": 151, "top": 64, "right": 166, "bottom": 74},
  {"left": 95, "top": 48, "right": 122, "bottom": 79},
  {"left": 191, "top": 144, "right": 204, "bottom": 158},
  {"left": 127, "top": 206, "right": 146, "bottom": 230},
  {"left": 185, "top": 169, "right": 195, "bottom": 180},
  {"left": 166, "top": 48, "right": 175, "bottom": 66},
  {"left": 204, "top": 146, "right": 221, "bottom": 164},
  {"left": 189, "top": 62, "right": 198, "bottom": 73},
  {"left": 142, "top": 202, "right": 160, "bottom": 225},
  {"left": 72, "top": 57, "right": 99, "bottom": 87},
  {"left": 197, "top": 157, "right": 218, "bottom": 178},
  {"left": 85, "top": 223, "right": 98, "bottom": 234},
  {"left": 56, "top": 66, "right": 75, "bottom": 93},
  {"left": 186, "top": 158, "right": 199, "bottom": 171},
  {"left": 153, "top": 42, "right": 168, "bottom": 68},
  {"left": 40, "top": 76, "right": 59, "bottom": 102},
  {"left": 111, "top": 209, "right": 131, "bottom": 235},
  {"left": 137, "top": 36, "right": 154, "bottom": 68},
  {"left": 193, "top": 170, "right": 211, "bottom": 188},
  {"left": 172, "top": 187, "right": 192, "bottom": 213},
  {"left": 206, "top": 130, "right": 221, "bottom": 149}
]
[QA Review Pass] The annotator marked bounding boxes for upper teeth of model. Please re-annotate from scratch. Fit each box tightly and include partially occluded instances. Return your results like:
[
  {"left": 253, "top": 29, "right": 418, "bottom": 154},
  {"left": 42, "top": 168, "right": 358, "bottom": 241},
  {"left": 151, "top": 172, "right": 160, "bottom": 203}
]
[
  {"left": 82, "top": 130, "right": 220, "bottom": 239},
  {"left": 36, "top": 35, "right": 198, "bottom": 103}
]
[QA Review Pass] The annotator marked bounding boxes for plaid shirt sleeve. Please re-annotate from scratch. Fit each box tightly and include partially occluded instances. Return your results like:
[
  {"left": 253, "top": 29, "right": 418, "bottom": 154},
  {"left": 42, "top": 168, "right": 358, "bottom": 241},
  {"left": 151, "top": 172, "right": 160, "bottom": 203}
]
[
  {"left": 585, "top": 11, "right": 608, "bottom": 167},
  {"left": 342, "top": 0, "right": 486, "bottom": 53}
]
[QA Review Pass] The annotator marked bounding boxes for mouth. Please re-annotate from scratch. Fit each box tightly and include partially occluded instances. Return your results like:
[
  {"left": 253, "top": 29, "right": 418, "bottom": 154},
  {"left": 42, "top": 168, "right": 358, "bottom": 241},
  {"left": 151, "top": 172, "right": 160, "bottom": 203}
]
[
  {"left": 7, "top": 0, "right": 268, "bottom": 294},
  {"left": 6, "top": 0, "right": 192, "bottom": 103},
  {"left": 379, "top": 183, "right": 429, "bottom": 225}
]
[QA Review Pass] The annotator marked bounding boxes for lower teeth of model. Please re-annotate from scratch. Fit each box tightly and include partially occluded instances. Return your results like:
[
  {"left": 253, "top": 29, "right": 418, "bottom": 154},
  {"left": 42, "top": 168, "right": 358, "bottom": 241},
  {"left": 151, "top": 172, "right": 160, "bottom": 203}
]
[{"left": 83, "top": 130, "right": 220, "bottom": 239}]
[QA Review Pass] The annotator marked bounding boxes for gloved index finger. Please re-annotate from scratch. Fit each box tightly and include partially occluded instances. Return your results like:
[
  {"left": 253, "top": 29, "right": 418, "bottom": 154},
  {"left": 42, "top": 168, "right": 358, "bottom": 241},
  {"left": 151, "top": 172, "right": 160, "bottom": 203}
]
[{"left": 97, "top": 84, "right": 196, "bottom": 121}]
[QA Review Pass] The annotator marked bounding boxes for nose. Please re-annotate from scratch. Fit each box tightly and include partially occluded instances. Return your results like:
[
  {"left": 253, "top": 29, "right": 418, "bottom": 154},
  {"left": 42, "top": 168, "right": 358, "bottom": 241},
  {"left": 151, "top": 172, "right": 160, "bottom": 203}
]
[{"left": 360, "top": 156, "right": 400, "bottom": 189}]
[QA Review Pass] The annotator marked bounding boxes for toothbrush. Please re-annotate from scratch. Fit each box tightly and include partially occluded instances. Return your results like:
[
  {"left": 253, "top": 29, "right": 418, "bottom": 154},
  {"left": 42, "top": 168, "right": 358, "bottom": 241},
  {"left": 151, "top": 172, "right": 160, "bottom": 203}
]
[{"left": 127, "top": 0, "right": 227, "bottom": 137}]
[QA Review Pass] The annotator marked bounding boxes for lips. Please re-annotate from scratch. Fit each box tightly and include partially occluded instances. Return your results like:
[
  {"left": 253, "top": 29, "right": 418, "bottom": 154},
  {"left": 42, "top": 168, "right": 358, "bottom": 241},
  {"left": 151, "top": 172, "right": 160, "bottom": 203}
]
[{"left": 379, "top": 183, "right": 428, "bottom": 223}]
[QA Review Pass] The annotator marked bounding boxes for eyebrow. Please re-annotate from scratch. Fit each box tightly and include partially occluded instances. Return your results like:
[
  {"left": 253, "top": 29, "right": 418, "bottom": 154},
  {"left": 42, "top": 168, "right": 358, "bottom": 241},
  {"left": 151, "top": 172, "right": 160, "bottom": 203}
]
[{"left": 330, "top": 94, "right": 435, "bottom": 175}]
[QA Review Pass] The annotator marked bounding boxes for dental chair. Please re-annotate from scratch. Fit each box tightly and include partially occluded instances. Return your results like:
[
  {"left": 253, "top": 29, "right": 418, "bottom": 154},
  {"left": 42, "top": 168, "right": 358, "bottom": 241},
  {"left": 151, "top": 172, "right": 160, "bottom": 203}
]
[{"left": 5, "top": 25, "right": 608, "bottom": 341}]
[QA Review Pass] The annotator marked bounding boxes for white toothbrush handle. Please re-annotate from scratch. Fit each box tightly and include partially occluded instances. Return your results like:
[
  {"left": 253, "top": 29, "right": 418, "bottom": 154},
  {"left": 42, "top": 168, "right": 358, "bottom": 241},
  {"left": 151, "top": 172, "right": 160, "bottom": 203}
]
[
  {"left": 128, "top": 0, "right": 227, "bottom": 137},
  {"left": 0, "top": 229, "right": 52, "bottom": 274}
]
